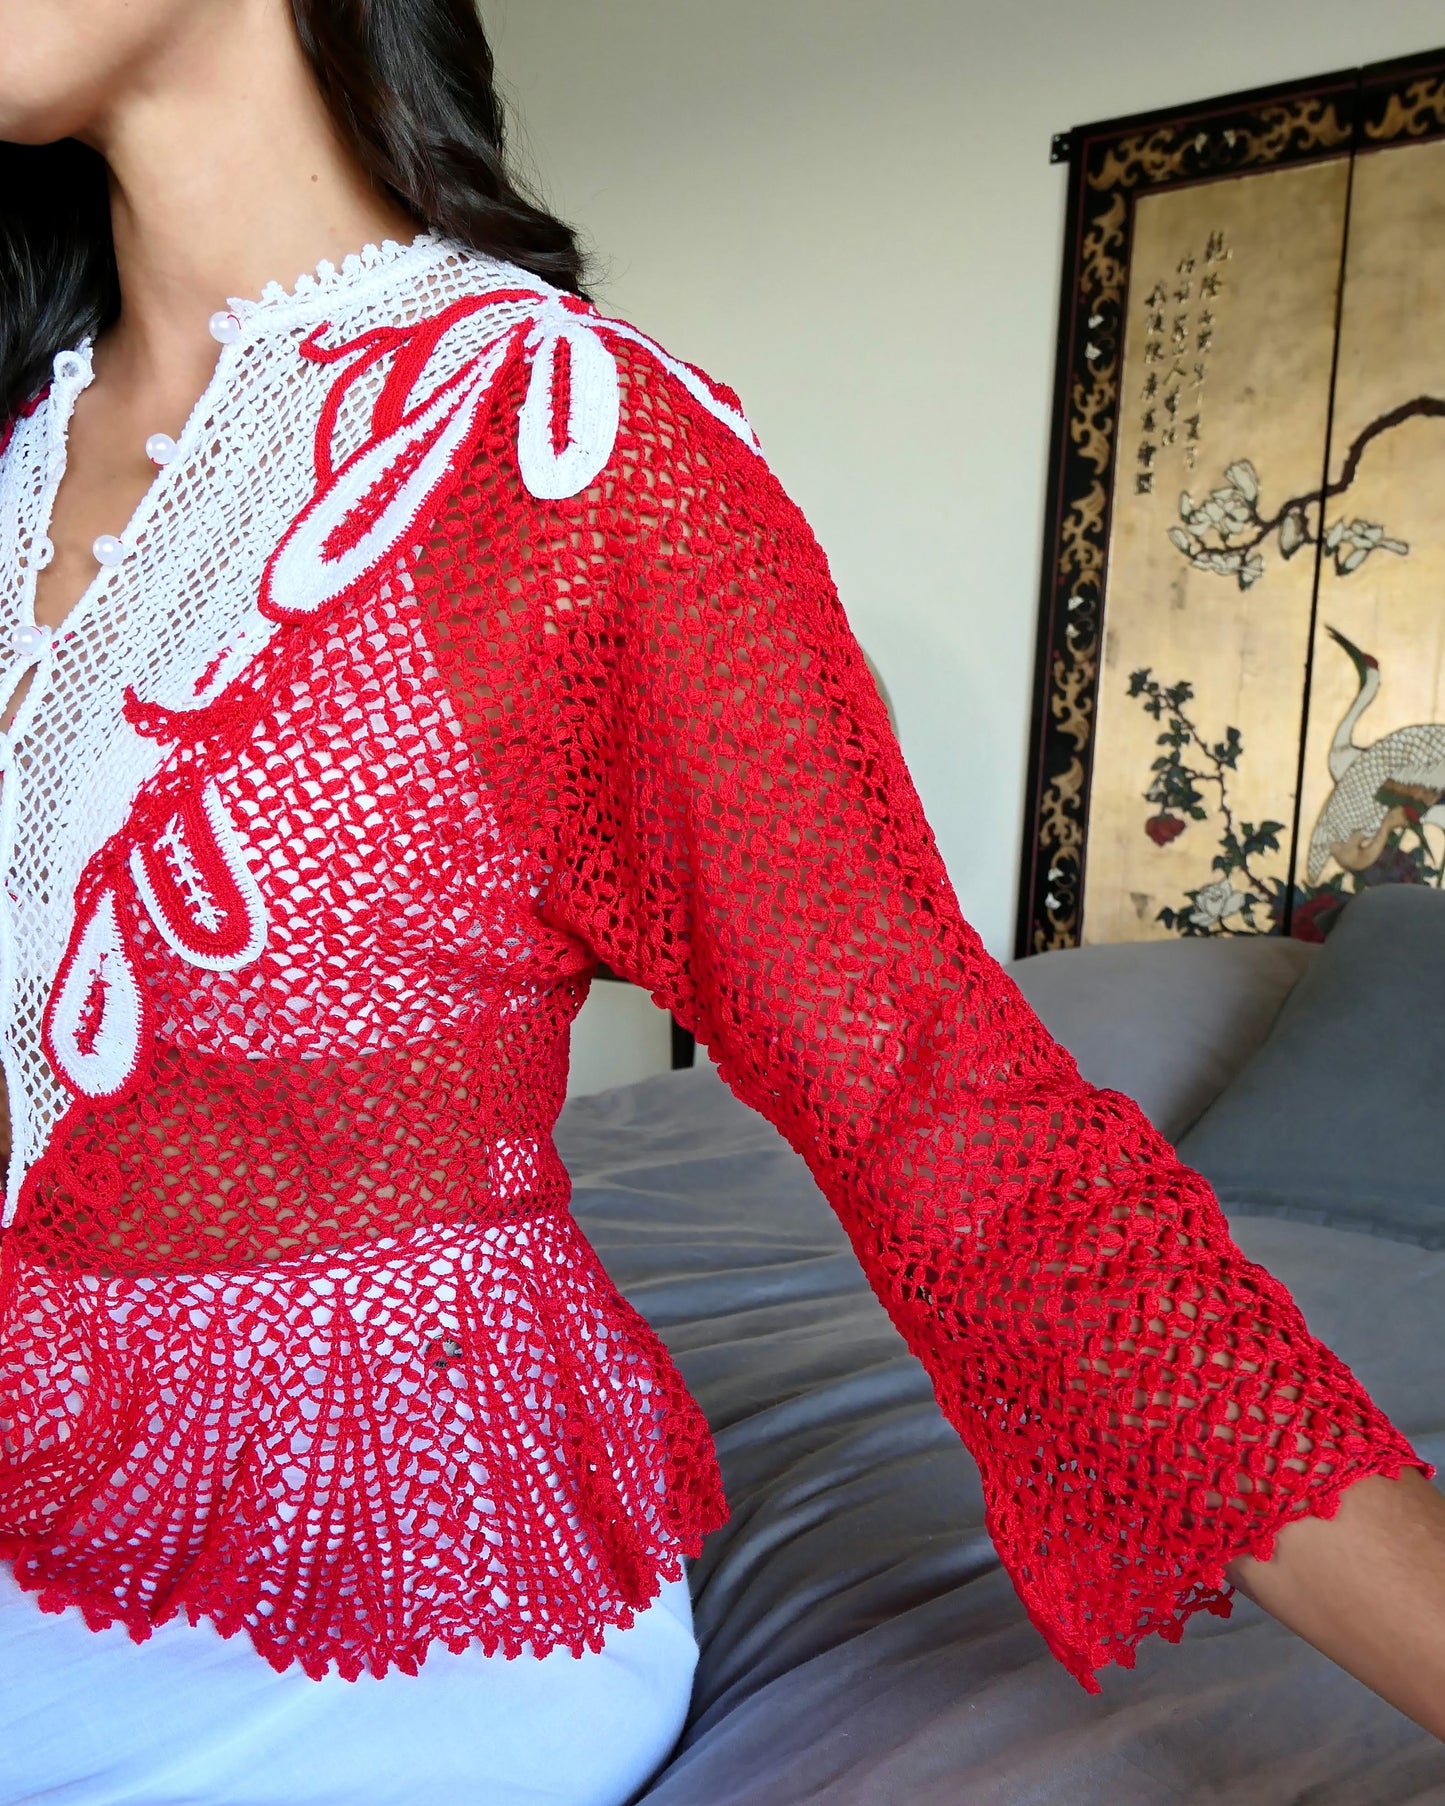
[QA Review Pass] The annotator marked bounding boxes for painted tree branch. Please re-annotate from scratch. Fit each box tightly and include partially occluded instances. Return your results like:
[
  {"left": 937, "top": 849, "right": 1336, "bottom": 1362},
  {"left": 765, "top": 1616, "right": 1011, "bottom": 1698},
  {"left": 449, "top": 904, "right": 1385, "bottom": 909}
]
[
  {"left": 1240, "top": 394, "right": 1445, "bottom": 551},
  {"left": 1168, "top": 398, "right": 1435, "bottom": 588}
]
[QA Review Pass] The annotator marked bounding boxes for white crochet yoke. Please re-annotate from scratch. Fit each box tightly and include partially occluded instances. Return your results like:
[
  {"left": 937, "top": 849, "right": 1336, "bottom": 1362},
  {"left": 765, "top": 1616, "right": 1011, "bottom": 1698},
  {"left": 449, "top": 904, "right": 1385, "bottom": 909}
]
[{"left": 0, "top": 230, "right": 546, "bottom": 1227}]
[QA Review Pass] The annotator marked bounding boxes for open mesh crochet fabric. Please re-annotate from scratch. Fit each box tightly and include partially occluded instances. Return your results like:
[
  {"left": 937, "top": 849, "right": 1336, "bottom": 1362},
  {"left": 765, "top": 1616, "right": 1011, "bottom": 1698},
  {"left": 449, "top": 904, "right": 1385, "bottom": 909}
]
[{"left": 0, "top": 275, "right": 1432, "bottom": 1687}]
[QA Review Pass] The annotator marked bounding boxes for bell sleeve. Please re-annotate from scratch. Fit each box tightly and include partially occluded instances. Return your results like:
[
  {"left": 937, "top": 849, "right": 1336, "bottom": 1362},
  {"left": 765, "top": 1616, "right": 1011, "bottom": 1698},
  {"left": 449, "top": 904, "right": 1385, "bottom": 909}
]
[{"left": 537, "top": 353, "right": 1433, "bottom": 1694}]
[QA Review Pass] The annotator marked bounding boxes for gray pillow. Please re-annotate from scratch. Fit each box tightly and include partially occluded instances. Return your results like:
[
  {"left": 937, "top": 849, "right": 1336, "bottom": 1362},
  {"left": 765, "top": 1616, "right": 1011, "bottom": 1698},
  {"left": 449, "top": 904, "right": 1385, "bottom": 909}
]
[
  {"left": 557, "top": 1055, "right": 1445, "bottom": 1804},
  {"left": 1006, "top": 934, "right": 1316, "bottom": 1141},
  {"left": 1178, "top": 884, "right": 1445, "bottom": 1247}
]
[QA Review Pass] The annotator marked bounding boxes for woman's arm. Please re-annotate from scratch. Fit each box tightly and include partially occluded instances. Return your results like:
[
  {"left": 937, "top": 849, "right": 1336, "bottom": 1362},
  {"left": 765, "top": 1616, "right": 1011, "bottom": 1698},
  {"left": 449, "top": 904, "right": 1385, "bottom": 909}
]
[
  {"left": 1015, "top": 1235, "right": 1445, "bottom": 1733},
  {"left": 1227, "top": 1468, "right": 1445, "bottom": 1738},
  {"left": 454, "top": 330, "right": 1443, "bottom": 1713}
]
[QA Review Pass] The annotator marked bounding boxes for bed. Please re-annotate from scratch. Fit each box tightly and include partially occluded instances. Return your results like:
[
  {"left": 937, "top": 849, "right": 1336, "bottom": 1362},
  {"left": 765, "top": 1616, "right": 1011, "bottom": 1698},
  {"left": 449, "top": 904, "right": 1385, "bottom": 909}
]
[{"left": 556, "top": 885, "right": 1445, "bottom": 1804}]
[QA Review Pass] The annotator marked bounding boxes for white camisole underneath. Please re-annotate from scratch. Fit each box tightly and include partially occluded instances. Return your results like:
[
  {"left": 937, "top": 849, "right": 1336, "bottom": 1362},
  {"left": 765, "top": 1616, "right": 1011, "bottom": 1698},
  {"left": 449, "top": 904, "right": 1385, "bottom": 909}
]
[{"left": 0, "top": 1559, "right": 698, "bottom": 1806}]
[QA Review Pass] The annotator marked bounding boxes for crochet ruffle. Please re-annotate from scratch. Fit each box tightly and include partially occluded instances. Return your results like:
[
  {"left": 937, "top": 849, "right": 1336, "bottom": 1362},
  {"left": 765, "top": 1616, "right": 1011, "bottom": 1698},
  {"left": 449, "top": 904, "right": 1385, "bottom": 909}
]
[{"left": 0, "top": 1212, "right": 726, "bottom": 1680}]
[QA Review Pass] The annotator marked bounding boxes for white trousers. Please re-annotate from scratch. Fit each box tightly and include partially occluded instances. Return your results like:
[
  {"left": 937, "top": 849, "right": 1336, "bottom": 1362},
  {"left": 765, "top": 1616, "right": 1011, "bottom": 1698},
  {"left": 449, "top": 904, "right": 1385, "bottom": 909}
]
[{"left": 0, "top": 1560, "right": 698, "bottom": 1806}]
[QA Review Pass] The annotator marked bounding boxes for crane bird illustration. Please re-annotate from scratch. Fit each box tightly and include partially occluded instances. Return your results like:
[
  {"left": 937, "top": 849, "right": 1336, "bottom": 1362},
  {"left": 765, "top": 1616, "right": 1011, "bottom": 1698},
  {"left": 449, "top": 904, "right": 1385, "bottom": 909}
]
[{"left": 1307, "top": 625, "right": 1445, "bottom": 882}]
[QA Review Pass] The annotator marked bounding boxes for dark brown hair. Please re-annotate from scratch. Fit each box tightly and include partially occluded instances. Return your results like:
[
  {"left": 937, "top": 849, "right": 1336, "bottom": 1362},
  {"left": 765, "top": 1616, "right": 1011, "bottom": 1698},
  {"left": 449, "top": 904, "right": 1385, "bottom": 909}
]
[{"left": 0, "top": 0, "right": 587, "bottom": 420}]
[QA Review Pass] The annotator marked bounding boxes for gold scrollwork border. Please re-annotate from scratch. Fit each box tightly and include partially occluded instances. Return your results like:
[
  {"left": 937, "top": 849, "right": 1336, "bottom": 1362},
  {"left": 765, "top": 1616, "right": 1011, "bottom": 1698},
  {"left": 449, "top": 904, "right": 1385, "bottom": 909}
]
[{"left": 1364, "top": 74, "right": 1445, "bottom": 145}]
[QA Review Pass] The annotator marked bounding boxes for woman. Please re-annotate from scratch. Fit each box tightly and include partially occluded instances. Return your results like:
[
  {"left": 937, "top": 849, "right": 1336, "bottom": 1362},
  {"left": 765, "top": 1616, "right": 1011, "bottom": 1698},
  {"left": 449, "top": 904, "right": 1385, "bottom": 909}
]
[{"left": 0, "top": 2, "right": 1441, "bottom": 1802}]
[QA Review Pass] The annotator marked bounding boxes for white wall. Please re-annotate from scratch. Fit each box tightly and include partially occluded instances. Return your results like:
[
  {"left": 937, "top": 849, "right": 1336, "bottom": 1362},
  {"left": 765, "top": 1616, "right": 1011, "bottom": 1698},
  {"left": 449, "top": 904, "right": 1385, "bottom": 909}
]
[{"left": 488, "top": 1, "right": 1445, "bottom": 1095}]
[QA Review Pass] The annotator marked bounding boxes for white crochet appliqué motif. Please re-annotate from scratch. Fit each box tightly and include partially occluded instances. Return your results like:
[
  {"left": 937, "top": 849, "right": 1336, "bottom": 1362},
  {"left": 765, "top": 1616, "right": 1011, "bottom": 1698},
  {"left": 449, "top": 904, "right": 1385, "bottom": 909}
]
[
  {"left": 262, "top": 288, "right": 764, "bottom": 626},
  {"left": 128, "top": 778, "right": 270, "bottom": 972},
  {"left": 516, "top": 296, "right": 764, "bottom": 501},
  {"left": 43, "top": 888, "right": 147, "bottom": 1101},
  {"left": 517, "top": 304, "right": 622, "bottom": 501},
  {"left": 260, "top": 334, "right": 514, "bottom": 619}
]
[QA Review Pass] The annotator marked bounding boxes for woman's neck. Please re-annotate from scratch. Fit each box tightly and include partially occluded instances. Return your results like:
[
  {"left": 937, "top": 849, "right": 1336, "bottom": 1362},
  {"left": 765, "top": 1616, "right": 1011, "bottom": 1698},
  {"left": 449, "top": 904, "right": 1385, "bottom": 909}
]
[{"left": 75, "top": 0, "right": 420, "bottom": 394}]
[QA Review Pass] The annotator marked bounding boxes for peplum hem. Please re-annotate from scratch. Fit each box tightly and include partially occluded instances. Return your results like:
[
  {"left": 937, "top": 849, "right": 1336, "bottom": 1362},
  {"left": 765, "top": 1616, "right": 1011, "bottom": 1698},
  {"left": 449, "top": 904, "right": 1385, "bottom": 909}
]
[{"left": 0, "top": 1209, "right": 727, "bottom": 1680}]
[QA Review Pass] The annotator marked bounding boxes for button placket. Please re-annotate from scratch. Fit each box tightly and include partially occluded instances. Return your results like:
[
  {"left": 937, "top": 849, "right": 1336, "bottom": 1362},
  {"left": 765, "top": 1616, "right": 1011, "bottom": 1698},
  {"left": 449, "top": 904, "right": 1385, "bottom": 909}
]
[
  {"left": 0, "top": 237, "right": 454, "bottom": 1230},
  {"left": 0, "top": 681, "right": 24, "bottom": 1220},
  {"left": 9, "top": 620, "right": 52, "bottom": 662},
  {"left": 0, "top": 321, "right": 263, "bottom": 1225},
  {"left": 0, "top": 341, "right": 113, "bottom": 1219}
]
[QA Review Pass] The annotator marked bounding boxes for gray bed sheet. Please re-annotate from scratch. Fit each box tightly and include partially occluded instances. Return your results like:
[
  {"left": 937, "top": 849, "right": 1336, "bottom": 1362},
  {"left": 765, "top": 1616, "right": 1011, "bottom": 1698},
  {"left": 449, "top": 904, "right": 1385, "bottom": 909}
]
[{"left": 557, "top": 1057, "right": 1445, "bottom": 1805}]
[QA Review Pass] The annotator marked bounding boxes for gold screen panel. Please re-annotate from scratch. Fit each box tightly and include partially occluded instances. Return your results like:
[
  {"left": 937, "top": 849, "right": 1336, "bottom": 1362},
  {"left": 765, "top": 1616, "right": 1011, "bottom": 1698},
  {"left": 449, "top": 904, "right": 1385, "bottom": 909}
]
[{"left": 1083, "top": 159, "right": 1349, "bottom": 944}]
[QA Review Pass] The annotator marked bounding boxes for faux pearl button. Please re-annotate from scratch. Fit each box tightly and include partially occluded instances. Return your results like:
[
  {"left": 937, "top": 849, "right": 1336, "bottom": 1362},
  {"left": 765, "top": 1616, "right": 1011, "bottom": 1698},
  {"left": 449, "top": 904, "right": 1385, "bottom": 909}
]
[
  {"left": 145, "top": 432, "right": 178, "bottom": 466},
  {"left": 92, "top": 534, "right": 124, "bottom": 566},
  {"left": 208, "top": 310, "right": 242, "bottom": 345},
  {"left": 52, "top": 350, "right": 87, "bottom": 384},
  {"left": 9, "top": 622, "right": 51, "bottom": 660}
]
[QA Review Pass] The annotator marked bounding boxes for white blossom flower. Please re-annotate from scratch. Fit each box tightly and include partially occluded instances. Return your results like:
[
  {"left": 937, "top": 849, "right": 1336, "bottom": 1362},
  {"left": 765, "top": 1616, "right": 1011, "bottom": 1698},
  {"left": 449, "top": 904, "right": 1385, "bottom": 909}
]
[
  {"left": 1328, "top": 518, "right": 1410, "bottom": 574},
  {"left": 1279, "top": 508, "right": 1308, "bottom": 558},
  {"left": 1196, "top": 485, "right": 1254, "bottom": 537},
  {"left": 1346, "top": 519, "right": 1408, "bottom": 555},
  {"left": 1168, "top": 463, "right": 1408, "bottom": 592},
  {"left": 1188, "top": 878, "right": 1247, "bottom": 927}
]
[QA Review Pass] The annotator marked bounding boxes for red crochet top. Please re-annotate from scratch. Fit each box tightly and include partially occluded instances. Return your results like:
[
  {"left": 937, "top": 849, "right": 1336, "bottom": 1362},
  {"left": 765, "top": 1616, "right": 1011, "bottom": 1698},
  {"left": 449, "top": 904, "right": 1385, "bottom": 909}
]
[{"left": 0, "top": 233, "right": 1430, "bottom": 1687}]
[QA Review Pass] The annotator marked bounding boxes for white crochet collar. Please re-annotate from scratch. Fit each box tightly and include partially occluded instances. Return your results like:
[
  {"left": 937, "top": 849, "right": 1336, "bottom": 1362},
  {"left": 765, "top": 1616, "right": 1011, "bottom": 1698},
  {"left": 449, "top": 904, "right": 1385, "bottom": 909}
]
[
  {"left": 223, "top": 227, "right": 452, "bottom": 327},
  {"left": 54, "top": 227, "right": 458, "bottom": 375}
]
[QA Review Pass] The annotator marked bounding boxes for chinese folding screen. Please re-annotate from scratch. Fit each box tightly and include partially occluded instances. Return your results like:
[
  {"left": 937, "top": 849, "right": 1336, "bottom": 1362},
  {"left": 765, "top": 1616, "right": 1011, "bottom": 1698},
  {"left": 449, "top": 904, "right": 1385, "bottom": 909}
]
[{"left": 1020, "top": 51, "right": 1445, "bottom": 952}]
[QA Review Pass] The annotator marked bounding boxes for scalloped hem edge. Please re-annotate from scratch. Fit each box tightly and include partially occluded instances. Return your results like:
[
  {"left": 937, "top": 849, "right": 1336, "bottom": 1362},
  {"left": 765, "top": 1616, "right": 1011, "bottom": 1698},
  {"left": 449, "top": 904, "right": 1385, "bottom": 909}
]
[
  {"left": 0, "top": 1512, "right": 720, "bottom": 1683},
  {"left": 1025, "top": 1447, "right": 1438, "bottom": 1696}
]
